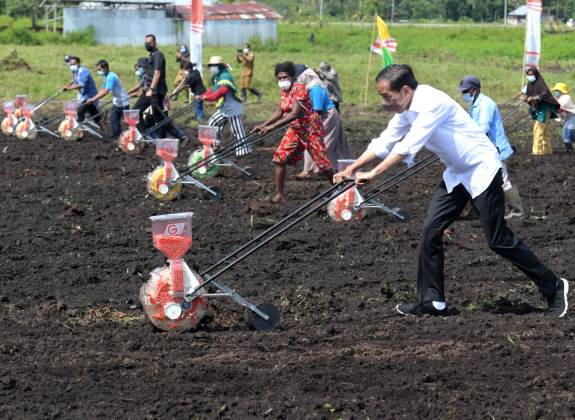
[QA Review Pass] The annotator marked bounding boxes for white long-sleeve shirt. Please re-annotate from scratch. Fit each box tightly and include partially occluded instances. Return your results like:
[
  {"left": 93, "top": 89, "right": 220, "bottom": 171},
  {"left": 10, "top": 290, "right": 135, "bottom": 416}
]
[{"left": 368, "top": 84, "right": 501, "bottom": 198}]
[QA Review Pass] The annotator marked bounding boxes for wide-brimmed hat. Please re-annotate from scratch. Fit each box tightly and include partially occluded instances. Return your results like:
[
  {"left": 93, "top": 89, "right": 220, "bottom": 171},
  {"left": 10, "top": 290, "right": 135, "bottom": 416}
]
[
  {"left": 558, "top": 94, "right": 575, "bottom": 115},
  {"left": 552, "top": 82, "right": 569, "bottom": 94},
  {"left": 204, "top": 56, "right": 225, "bottom": 67}
]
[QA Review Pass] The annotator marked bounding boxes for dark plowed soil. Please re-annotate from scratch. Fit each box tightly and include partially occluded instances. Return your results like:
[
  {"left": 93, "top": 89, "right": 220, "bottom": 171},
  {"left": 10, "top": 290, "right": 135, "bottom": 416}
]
[{"left": 1, "top": 110, "right": 574, "bottom": 419}]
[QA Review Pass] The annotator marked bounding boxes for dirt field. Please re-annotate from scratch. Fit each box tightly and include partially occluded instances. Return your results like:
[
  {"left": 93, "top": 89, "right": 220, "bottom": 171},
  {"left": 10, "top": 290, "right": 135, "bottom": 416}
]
[{"left": 1, "top": 110, "right": 574, "bottom": 419}]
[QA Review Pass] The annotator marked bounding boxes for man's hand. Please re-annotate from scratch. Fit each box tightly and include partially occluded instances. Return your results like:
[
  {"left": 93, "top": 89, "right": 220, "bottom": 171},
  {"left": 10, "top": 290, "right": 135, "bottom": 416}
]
[
  {"left": 195, "top": 94, "right": 203, "bottom": 101},
  {"left": 355, "top": 170, "right": 376, "bottom": 185},
  {"left": 85, "top": 97, "right": 94, "bottom": 104},
  {"left": 146, "top": 89, "right": 153, "bottom": 97},
  {"left": 333, "top": 167, "right": 354, "bottom": 183},
  {"left": 62, "top": 86, "right": 69, "bottom": 92}
]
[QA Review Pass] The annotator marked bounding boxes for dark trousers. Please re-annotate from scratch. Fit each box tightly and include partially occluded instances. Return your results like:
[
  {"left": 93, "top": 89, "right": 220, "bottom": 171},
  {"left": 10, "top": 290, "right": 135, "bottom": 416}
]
[
  {"left": 77, "top": 102, "right": 100, "bottom": 124},
  {"left": 134, "top": 92, "right": 184, "bottom": 139},
  {"left": 417, "top": 170, "right": 558, "bottom": 303},
  {"left": 110, "top": 105, "right": 128, "bottom": 138}
]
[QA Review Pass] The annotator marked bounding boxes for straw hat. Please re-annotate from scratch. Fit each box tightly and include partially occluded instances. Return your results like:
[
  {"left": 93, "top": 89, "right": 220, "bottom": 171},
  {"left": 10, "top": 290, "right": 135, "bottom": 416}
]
[
  {"left": 204, "top": 56, "right": 225, "bottom": 67},
  {"left": 558, "top": 94, "right": 575, "bottom": 115},
  {"left": 552, "top": 82, "right": 569, "bottom": 94}
]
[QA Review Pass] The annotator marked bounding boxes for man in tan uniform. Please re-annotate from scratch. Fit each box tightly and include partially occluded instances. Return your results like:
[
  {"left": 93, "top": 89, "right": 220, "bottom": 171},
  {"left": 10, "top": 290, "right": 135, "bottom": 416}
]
[{"left": 236, "top": 43, "right": 262, "bottom": 102}]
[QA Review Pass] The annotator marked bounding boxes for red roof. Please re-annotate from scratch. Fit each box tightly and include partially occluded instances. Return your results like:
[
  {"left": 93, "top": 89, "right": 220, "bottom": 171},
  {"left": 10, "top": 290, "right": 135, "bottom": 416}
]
[{"left": 175, "top": 2, "right": 282, "bottom": 21}]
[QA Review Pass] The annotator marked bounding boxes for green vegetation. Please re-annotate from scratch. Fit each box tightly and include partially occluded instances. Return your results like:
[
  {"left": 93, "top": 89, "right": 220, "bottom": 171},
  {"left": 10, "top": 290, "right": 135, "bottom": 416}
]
[{"left": 0, "top": 23, "right": 574, "bottom": 109}]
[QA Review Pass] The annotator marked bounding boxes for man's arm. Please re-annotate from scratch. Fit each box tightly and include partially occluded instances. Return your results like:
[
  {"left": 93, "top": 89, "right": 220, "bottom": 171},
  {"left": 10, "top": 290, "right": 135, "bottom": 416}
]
[
  {"left": 87, "top": 88, "right": 110, "bottom": 103},
  {"left": 334, "top": 113, "right": 410, "bottom": 182}
]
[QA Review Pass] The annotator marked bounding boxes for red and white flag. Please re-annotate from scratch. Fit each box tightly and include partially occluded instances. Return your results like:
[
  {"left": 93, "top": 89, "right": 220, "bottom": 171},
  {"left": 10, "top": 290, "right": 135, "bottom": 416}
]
[
  {"left": 524, "top": 0, "right": 542, "bottom": 69},
  {"left": 189, "top": 0, "right": 203, "bottom": 74}
]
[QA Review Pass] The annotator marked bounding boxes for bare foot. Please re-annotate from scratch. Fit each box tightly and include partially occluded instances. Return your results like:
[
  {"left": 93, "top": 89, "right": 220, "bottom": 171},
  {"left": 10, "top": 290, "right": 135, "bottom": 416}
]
[
  {"left": 293, "top": 171, "right": 312, "bottom": 180},
  {"left": 270, "top": 193, "right": 284, "bottom": 204}
]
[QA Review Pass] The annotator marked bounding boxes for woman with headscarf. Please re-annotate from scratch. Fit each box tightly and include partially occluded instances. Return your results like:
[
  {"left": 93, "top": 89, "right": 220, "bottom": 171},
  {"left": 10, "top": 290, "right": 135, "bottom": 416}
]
[
  {"left": 196, "top": 56, "right": 251, "bottom": 156},
  {"left": 523, "top": 67, "right": 560, "bottom": 155},
  {"left": 252, "top": 61, "right": 333, "bottom": 204},
  {"left": 293, "top": 64, "right": 353, "bottom": 180}
]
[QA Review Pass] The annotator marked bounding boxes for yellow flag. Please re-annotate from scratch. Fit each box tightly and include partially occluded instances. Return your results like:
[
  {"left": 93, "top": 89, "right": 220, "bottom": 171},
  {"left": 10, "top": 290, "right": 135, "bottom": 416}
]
[{"left": 375, "top": 15, "right": 391, "bottom": 40}]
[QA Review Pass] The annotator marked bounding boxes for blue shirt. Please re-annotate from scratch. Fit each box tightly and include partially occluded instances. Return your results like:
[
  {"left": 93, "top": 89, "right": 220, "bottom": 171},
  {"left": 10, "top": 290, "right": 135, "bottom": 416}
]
[
  {"left": 308, "top": 84, "right": 335, "bottom": 113},
  {"left": 73, "top": 66, "right": 99, "bottom": 103},
  {"left": 102, "top": 71, "right": 130, "bottom": 108},
  {"left": 468, "top": 93, "right": 513, "bottom": 161}
]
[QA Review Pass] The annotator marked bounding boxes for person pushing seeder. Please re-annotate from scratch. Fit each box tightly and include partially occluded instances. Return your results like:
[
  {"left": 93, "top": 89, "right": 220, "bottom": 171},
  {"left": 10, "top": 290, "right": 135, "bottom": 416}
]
[{"left": 334, "top": 64, "right": 569, "bottom": 318}]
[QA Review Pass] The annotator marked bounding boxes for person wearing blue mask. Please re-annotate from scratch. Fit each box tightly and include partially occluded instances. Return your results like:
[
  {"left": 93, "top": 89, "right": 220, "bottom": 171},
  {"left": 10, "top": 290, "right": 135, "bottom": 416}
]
[
  {"left": 458, "top": 75, "right": 524, "bottom": 219},
  {"left": 85, "top": 60, "right": 130, "bottom": 140},
  {"left": 293, "top": 64, "right": 352, "bottom": 180},
  {"left": 127, "top": 57, "right": 149, "bottom": 98},
  {"left": 62, "top": 56, "right": 102, "bottom": 130}
]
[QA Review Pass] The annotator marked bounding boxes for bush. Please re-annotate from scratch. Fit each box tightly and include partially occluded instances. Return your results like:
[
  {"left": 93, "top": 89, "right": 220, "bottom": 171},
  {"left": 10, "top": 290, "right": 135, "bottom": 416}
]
[
  {"left": 0, "top": 26, "right": 40, "bottom": 45},
  {"left": 0, "top": 25, "right": 96, "bottom": 46},
  {"left": 64, "top": 26, "right": 96, "bottom": 45}
]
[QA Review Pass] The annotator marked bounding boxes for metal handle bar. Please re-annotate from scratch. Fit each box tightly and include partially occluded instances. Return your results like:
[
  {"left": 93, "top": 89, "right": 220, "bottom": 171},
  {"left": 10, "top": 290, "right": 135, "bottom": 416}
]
[
  {"left": 139, "top": 100, "right": 198, "bottom": 140},
  {"left": 173, "top": 117, "right": 298, "bottom": 182},
  {"left": 360, "top": 155, "right": 440, "bottom": 204},
  {"left": 33, "top": 90, "right": 65, "bottom": 113},
  {"left": 185, "top": 179, "right": 356, "bottom": 300},
  {"left": 186, "top": 154, "right": 439, "bottom": 300}
]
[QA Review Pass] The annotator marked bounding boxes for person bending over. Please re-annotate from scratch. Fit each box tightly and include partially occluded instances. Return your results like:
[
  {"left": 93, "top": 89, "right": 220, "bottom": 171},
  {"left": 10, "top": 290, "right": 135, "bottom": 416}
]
[{"left": 334, "top": 64, "right": 568, "bottom": 318}]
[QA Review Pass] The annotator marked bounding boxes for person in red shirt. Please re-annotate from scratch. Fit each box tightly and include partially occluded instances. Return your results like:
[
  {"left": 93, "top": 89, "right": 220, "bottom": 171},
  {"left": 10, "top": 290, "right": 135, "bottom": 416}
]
[{"left": 253, "top": 61, "right": 333, "bottom": 203}]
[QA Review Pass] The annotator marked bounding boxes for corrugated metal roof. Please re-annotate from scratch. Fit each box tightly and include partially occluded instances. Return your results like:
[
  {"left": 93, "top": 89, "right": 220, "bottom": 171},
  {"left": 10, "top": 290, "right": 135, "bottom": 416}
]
[{"left": 175, "top": 1, "right": 282, "bottom": 21}]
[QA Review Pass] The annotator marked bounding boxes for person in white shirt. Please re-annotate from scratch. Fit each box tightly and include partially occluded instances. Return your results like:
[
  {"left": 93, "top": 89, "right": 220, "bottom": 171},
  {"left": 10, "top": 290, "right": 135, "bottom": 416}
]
[{"left": 334, "top": 64, "right": 568, "bottom": 318}]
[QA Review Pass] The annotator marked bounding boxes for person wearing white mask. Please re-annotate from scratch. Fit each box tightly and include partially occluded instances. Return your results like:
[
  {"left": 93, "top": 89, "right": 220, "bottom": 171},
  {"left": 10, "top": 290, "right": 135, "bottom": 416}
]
[
  {"left": 458, "top": 75, "right": 524, "bottom": 219},
  {"left": 62, "top": 56, "right": 102, "bottom": 131},
  {"left": 85, "top": 59, "right": 130, "bottom": 141},
  {"left": 236, "top": 43, "right": 262, "bottom": 103},
  {"left": 196, "top": 56, "right": 250, "bottom": 156},
  {"left": 252, "top": 61, "right": 333, "bottom": 204}
]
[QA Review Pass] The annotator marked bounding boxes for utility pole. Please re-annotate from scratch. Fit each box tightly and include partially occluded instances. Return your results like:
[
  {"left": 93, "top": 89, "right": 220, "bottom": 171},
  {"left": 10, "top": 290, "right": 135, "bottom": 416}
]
[
  {"left": 320, "top": 0, "right": 324, "bottom": 25},
  {"left": 503, "top": 0, "right": 507, "bottom": 25}
]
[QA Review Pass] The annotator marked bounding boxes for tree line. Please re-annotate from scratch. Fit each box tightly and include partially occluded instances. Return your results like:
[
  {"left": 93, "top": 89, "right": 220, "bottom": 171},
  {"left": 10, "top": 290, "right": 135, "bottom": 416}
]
[
  {"left": 258, "top": 0, "right": 575, "bottom": 22},
  {"left": 1, "top": 0, "right": 574, "bottom": 25}
]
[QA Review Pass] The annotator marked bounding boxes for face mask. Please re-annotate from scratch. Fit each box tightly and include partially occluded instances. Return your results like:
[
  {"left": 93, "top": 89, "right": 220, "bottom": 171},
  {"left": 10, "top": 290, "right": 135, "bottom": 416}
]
[
  {"left": 526, "top": 75, "right": 536, "bottom": 83},
  {"left": 209, "top": 66, "right": 219, "bottom": 75},
  {"left": 184, "top": 71, "right": 190, "bottom": 76},
  {"left": 97, "top": 69, "right": 105, "bottom": 77},
  {"left": 243, "top": 48, "right": 249, "bottom": 54},
  {"left": 278, "top": 80, "right": 292, "bottom": 90},
  {"left": 144, "top": 43, "right": 154, "bottom": 52},
  {"left": 381, "top": 88, "right": 408, "bottom": 113},
  {"left": 463, "top": 92, "right": 474, "bottom": 103},
  {"left": 554, "top": 91, "right": 562, "bottom": 98},
  {"left": 69, "top": 64, "right": 79, "bottom": 72},
  {"left": 135, "top": 68, "right": 144, "bottom": 78}
]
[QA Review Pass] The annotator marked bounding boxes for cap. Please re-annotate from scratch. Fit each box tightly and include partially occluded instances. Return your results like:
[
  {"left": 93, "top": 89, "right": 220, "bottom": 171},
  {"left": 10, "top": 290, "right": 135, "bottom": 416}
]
[{"left": 458, "top": 75, "right": 481, "bottom": 92}]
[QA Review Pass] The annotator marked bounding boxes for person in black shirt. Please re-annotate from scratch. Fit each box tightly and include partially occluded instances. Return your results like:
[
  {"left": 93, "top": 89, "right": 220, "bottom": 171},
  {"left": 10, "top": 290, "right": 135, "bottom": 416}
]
[
  {"left": 170, "top": 61, "right": 206, "bottom": 121},
  {"left": 133, "top": 34, "right": 185, "bottom": 141}
]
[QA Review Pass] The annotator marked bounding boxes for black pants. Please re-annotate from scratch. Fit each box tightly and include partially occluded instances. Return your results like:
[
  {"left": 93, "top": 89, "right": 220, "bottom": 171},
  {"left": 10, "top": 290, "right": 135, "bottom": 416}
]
[
  {"left": 77, "top": 102, "right": 100, "bottom": 124},
  {"left": 417, "top": 170, "right": 558, "bottom": 303},
  {"left": 134, "top": 92, "right": 184, "bottom": 139},
  {"left": 110, "top": 105, "right": 128, "bottom": 138}
]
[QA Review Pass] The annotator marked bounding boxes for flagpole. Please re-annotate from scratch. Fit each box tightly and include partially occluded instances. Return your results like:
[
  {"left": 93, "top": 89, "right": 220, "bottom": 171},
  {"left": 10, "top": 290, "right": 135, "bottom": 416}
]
[
  {"left": 362, "top": 13, "right": 377, "bottom": 108},
  {"left": 521, "top": 4, "right": 528, "bottom": 91}
]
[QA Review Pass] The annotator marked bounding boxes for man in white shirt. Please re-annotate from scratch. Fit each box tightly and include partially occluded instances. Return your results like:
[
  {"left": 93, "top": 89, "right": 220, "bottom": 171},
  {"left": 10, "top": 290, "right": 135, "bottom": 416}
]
[{"left": 334, "top": 64, "right": 568, "bottom": 318}]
